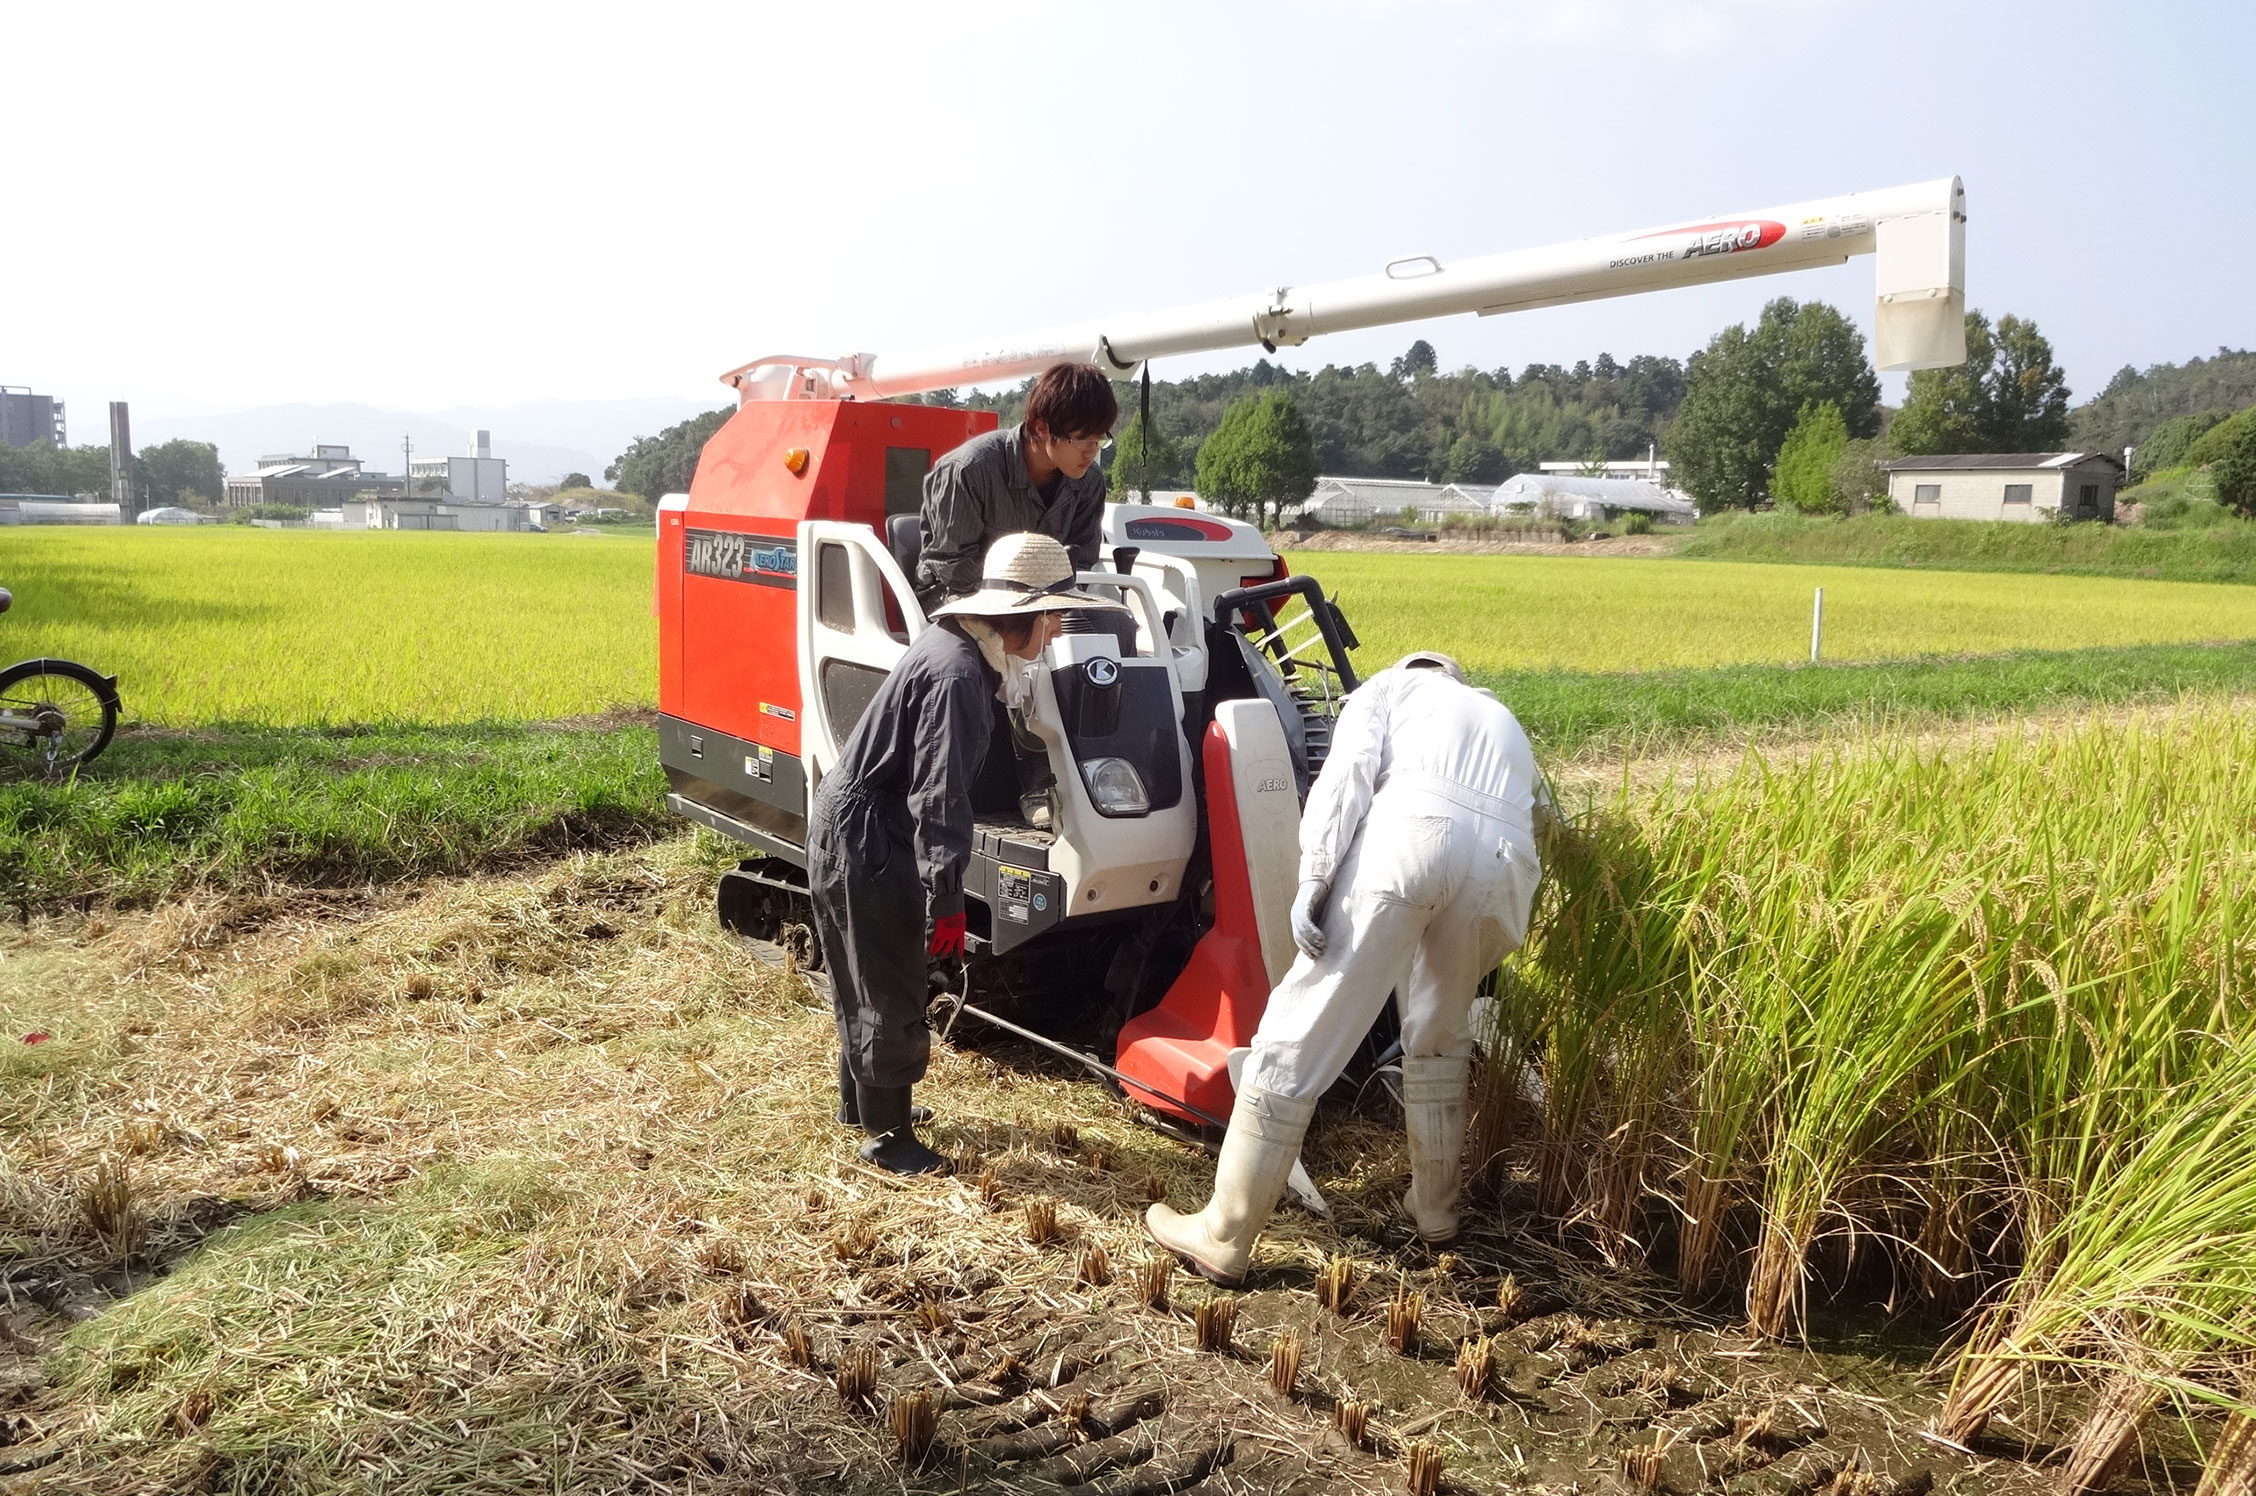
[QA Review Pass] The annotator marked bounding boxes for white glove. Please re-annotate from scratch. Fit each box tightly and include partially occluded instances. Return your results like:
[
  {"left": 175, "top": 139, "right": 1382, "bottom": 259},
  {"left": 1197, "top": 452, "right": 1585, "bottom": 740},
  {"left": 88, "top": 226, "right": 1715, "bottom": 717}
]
[{"left": 1291, "top": 879, "right": 1330, "bottom": 959}]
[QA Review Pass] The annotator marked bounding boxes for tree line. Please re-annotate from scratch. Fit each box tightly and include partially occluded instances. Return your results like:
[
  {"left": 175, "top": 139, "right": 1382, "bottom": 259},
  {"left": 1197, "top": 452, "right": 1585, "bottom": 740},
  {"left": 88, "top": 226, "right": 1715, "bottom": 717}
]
[
  {"left": 0, "top": 438, "right": 225, "bottom": 509},
  {"left": 604, "top": 319, "right": 2254, "bottom": 522}
]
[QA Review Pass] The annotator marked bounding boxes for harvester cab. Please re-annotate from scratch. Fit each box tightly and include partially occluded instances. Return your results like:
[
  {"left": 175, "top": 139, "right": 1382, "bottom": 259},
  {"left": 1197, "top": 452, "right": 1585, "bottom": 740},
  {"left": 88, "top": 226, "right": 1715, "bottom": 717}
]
[{"left": 658, "top": 176, "right": 1967, "bottom": 1129}]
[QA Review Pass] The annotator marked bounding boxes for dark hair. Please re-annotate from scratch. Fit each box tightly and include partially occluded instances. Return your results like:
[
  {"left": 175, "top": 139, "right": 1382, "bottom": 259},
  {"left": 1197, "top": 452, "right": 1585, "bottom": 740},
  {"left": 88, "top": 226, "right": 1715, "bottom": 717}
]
[
  {"left": 991, "top": 613, "right": 1040, "bottom": 649},
  {"left": 1024, "top": 363, "right": 1118, "bottom": 440}
]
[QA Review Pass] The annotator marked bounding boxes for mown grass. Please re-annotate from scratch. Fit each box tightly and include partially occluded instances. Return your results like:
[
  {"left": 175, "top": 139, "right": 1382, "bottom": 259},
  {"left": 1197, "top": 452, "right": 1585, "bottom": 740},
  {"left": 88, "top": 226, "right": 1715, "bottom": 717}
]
[
  {"left": 1292, "top": 549, "right": 2256, "bottom": 675},
  {"left": 1486, "top": 637, "right": 2256, "bottom": 759},
  {"left": 0, "top": 718, "right": 669, "bottom": 912},
  {"left": 0, "top": 527, "right": 657, "bottom": 725},
  {"left": 1676, "top": 508, "right": 2256, "bottom": 584},
  {"left": 1492, "top": 700, "right": 2256, "bottom": 1484}
]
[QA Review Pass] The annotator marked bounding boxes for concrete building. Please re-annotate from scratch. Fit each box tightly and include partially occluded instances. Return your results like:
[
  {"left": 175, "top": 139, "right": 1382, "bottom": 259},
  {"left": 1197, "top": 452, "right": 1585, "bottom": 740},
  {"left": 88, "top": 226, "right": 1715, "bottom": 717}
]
[
  {"left": 1880, "top": 452, "right": 2124, "bottom": 523},
  {"left": 342, "top": 496, "right": 551, "bottom": 532},
  {"left": 225, "top": 445, "right": 405, "bottom": 510},
  {"left": 0, "top": 387, "right": 66, "bottom": 449},
  {"left": 409, "top": 430, "right": 508, "bottom": 502},
  {"left": 1489, "top": 473, "right": 1697, "bottom": 524}
]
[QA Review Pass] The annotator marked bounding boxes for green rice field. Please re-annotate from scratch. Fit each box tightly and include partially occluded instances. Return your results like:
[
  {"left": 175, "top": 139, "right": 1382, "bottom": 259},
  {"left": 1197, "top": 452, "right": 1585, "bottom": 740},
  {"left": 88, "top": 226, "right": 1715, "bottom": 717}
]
[
  {"left": 1297, "top": 550, "right": 2256, "bottom": 674},
  {"left": 11, "top": 528, "right": 2256, "bottom": 727},
  {"left": 0, "top": 527, "right": 657, "bottom": 725}
]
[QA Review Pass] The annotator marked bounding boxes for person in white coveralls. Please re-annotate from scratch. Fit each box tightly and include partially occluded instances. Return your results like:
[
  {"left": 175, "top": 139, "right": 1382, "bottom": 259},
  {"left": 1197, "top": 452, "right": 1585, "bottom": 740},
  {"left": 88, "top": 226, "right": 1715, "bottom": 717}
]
[{"left": 1145, "top": 652, "right": 1544, "bottom": 1285}]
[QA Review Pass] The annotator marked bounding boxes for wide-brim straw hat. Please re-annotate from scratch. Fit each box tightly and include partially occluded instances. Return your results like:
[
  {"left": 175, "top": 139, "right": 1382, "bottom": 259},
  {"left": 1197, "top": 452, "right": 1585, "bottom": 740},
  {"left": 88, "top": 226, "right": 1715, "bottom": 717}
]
[{"left": 932, "top": 532, "right": 1126, "bottom": 619}]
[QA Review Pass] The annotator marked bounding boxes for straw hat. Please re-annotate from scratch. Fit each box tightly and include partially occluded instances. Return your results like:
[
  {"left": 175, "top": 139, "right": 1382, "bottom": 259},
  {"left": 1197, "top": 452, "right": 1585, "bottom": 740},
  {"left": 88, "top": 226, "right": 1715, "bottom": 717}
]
[{"left": 932, "top": 533, "right": 1124, "bottom": 619}]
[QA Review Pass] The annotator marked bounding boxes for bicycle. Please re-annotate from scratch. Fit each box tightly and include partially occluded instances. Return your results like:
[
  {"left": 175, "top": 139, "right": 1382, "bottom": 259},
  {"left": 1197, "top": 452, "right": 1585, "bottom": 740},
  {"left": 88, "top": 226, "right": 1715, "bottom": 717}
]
[{"left": 0, "top": 587, "right": 121, "bottom": 776}]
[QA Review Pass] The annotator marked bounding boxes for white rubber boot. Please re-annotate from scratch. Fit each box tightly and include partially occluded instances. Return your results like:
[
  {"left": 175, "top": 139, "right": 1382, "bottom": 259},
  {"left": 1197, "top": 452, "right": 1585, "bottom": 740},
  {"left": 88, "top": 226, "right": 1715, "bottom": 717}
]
[
  {"left": 1400, "top": 1055, "right": 1471, "bottom": 1244},
  {"left": 1143, "top": 1085, "right": 1316, "bottom": 1287}
]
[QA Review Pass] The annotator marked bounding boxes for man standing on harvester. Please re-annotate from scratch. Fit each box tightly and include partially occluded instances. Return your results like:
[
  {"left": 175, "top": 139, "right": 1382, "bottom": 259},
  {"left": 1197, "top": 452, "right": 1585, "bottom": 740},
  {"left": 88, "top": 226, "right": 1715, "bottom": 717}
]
[
  {"left": 914, "top": 363, "right": 1118, "bottom": 605},
  {"left": 811, "top": 533, "right": 1128, "bottom": 1175},
  {"left": 1146, "top": 653, "right": 1545, "bottom": 1283}
]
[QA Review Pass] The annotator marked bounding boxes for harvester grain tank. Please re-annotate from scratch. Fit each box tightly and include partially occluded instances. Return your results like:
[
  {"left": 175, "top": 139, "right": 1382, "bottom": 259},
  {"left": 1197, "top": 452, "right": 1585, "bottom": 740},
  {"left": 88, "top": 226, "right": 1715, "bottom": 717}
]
[{"left": 658, "top": 178, "right": 1967, "bottom": 1127}]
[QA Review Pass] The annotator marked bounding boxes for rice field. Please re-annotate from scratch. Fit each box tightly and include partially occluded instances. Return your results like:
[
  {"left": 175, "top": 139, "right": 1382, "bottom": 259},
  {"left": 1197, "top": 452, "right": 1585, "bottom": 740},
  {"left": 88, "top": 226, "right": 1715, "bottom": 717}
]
[
  {"left": 1298, "top": 550, "right": 2256, "bottom": 674},
  {"left": 1491, "top": 701, "right": 2256, "bottom": 1486},
  {"left": 0, "top": 527, "right": 656, "bottom": 725},
  {"left": 11, "top": 528, "right": 2256, "bottom": 727}
]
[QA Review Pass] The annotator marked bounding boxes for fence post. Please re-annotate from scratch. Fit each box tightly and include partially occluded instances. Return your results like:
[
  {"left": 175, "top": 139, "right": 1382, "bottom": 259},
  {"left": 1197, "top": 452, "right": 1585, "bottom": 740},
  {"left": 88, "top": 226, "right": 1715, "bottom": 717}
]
[{"left": 1810, "top": 587, "right": 1825, "bottom": 663}]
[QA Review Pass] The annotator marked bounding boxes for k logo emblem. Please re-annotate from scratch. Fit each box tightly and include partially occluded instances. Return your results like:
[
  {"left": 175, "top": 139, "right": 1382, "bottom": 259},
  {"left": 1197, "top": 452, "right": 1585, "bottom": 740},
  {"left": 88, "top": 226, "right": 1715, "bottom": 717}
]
[{"left": 1085, "top": 657, "right": 1120, "bottom": 688}]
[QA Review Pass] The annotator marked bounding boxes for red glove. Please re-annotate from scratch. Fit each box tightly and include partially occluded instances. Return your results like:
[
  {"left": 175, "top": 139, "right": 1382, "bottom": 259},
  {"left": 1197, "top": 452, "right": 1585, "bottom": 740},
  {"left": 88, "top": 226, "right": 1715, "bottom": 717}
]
[{"left": 928, "top": 912, "right": 966, "bottom": 959}]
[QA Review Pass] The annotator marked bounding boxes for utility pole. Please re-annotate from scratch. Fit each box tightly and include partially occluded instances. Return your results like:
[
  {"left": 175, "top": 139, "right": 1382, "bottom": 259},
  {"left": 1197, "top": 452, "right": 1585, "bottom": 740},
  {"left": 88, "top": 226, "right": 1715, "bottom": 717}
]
[{"left": 108, "top": 402, "right": 136, "bottom": 519}]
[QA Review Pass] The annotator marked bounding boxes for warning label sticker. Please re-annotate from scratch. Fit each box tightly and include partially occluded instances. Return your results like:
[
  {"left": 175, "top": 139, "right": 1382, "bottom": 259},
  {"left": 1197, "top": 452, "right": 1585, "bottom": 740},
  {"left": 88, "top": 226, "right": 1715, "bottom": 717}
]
[{"left": 996, "top": 865, "right": 1034, "bottom": 925}]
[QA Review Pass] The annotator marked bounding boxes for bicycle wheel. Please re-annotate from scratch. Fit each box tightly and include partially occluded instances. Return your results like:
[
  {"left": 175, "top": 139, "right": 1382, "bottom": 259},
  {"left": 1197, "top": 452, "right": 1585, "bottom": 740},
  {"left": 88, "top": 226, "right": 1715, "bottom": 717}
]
[{"left": 0, "top": 658, "right": 120, "bottom": 775}]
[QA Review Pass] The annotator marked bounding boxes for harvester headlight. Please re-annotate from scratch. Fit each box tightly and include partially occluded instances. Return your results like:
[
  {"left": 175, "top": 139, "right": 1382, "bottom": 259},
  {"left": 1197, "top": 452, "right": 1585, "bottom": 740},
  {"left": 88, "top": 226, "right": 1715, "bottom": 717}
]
[{"left": 1080, "top": 757, "right": 1149, "bottom": 817}]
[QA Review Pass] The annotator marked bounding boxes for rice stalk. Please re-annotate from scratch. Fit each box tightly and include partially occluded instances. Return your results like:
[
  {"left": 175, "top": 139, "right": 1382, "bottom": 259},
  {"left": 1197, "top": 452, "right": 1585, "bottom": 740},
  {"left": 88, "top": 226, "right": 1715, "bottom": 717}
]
[
  {"left": 1194, "top": 1295, "right": 1236, "bottom": 1353},
  {"left": 1268, "top": 1330, "right": 1302, "bottom": 1397},
  {"left": 834, "top": 1343, "right": 880, "bottom": 1409},
  {"left": 1454, "top": 1335, "right": 1492, "bottom": 1400},
  {"left": 889, "top": 1388, "right": 939, "bottom": 1466},
  {"left": 1076, "top": 1241, "right": 1112, "bottom": 1288},
  {"left": 1023, "top": 1198, "right": 1060, "bottom": 1247},
  {"left": 1383, "top": 1286, "right": 1423, "bottom": 1355},
  {"left": 2197, "top": 1411, "right": 2256, "bottom": 1496},
  {"left": 1133, "top": 1256, "right": 1172, "bottom": 1312},
  {"left": 1405, "top": 1440, "right": 1443, "bottom": 1496},
  {"left": 1315, "top": 1253, "right": 1357, "bottom": 1315},
  {"left": 1334, "top": 1398, "right": 1368, "bottom": 1448}
]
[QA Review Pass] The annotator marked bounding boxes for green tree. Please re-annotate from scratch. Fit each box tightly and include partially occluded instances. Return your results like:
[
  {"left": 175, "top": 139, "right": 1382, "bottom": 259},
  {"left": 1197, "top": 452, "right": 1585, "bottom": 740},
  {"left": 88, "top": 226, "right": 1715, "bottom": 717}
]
[
  {"left": 135, "top": 439, "right": 226, "bottom": 508},
  {"left": 2130, "top": 410, "right": 2230, "bottom": 481},
  {"left": 1772, "top": 401, "right": 1849, "bottom": 513},
  {"left": 1829, "top": 437, "right": 1891, "bottom": 513},
  {"left": 0, "top": 440, "right": 112, "bottom": 498},
  {"left": 2186, "top": 407, "right": 2256, "bottom": 469},
  {"left": 1107, "top": 410, "right": 1180, "bottom": 499},
  {"left": 606, "top": 409, "right": 732, "bottom": 499},
  {"left": 559, "top": 471, "right": 594, "bottom": 491},
  {"left": 1891, "top": 311, "right": 2071, "bottom": 455},
  {"left": 1195, "top": 389, "right": 1319, "bottom": 527},
  {"left": 1390, "top": 339, "right": 1439, "bottom": 381},
  {"left": 2208, "top": 411, "right": 2256, "bottom": 517},
  {"left": 1665, "top": 298, "right": 1880, "bottom": 511}
]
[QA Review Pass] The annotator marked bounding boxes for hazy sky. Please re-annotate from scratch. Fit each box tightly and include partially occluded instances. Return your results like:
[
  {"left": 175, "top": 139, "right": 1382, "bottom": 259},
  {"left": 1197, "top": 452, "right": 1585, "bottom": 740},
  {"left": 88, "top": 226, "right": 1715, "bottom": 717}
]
[{"left": 11, "top": 0, "right": 2251, "bottom": 427}]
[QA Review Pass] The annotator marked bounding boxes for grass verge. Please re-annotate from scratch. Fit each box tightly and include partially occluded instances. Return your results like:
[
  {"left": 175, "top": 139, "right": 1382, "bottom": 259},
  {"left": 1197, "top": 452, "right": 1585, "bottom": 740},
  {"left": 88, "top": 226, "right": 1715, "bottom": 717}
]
[
  {"left": 1486, "top": 637, "right": 2256, "bottom": 759},
  {"left": 1677, "top": 508, "right": 2256, "bottom": 584},
  {"left": 0, "top": 716, "right": 668, "bottom": 913}
]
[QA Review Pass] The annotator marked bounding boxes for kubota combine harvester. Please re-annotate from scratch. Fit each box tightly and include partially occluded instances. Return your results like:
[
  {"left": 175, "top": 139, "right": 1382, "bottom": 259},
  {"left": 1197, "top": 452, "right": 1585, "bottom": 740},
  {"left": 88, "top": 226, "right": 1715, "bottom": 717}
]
[{"left": 658, "top": 177, "right": 1967, "bottom": 1131}]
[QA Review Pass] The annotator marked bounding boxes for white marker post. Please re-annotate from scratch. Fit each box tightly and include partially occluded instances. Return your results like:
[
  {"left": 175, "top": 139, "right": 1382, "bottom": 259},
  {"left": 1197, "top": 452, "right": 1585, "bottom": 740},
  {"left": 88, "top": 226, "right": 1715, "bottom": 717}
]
[{"left": 1811, "top": 587, "right": 1825, "bottom": 663}]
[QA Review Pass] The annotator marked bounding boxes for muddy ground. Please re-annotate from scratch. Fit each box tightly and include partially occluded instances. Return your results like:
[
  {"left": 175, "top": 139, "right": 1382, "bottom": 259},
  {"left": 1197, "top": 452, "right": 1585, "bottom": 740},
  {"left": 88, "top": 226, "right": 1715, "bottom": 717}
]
[{"left": 0, "top": 839, "right": 2203, "bottom": 1494}]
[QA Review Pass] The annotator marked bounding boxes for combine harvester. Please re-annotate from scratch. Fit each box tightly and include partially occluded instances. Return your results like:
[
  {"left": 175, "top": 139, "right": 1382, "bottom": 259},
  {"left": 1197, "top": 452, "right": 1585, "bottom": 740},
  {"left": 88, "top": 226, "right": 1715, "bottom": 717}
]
[{"left": 658, "top": 178, "right": 1967, "bottom": 1131}]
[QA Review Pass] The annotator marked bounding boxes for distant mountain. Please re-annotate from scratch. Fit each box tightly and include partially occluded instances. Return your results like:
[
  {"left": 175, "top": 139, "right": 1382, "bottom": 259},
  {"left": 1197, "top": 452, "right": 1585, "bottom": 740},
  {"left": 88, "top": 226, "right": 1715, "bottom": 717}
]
[{"left": 131, "top": 398, "right": 715, "bottom": 485}]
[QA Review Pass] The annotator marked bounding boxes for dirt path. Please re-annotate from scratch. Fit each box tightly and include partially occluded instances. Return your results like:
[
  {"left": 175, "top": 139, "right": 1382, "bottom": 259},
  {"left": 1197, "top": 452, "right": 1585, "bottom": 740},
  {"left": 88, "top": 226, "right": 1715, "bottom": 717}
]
[{"left": 0, "top": 838, "right": 2190, "bottom": 1493}]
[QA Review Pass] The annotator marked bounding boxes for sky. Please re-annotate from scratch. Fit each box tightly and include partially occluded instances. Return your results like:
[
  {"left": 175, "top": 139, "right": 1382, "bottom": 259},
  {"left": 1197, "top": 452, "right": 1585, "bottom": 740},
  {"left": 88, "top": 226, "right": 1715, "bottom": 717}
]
[{"left": 8, "top": 0, "right": 2253, "bottom": 454}]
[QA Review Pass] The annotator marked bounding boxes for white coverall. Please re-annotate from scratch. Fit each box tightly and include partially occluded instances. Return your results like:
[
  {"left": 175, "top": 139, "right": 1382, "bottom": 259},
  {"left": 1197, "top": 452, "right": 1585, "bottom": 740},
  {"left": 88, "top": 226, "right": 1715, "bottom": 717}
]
[{"left": 1241, "top": 667, "right": 1543, "bottom": 1101}]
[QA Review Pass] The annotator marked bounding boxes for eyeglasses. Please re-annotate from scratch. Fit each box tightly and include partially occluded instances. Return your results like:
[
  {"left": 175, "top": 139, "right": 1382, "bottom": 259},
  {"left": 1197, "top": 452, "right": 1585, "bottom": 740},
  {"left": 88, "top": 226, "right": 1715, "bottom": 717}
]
[{"left": 1051, "top": 433, "right": 1113, "bottom": 456}]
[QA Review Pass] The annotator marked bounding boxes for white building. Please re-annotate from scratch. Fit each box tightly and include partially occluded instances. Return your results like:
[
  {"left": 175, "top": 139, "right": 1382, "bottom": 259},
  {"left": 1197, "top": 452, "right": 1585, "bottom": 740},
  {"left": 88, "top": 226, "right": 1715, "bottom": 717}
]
[
  {"left": 1290, "top": 475, "right": 1490, "bottom": 526},
  {"left": 1537, "top": 458, "right": 1670, "bottom": 481},
  {"left": 1487, "top": 473, "right": 1698, "bottom": 525},
  {"left": 1880, "top": 453, "right": 2123, "bottom": 523}
]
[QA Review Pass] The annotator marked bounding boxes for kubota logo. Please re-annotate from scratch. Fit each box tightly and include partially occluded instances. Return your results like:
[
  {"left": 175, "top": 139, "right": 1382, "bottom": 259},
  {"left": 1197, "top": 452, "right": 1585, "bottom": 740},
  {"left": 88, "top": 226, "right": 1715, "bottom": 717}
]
[{"left": 1670, "top": 219, "right": 1786, "bottom": 259}]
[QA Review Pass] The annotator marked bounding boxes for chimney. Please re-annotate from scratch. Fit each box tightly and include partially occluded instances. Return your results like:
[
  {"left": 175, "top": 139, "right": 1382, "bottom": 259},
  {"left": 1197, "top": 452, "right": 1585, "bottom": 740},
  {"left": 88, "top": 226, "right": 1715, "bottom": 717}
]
[{"left": 473, "top": 429, "right": 491, "bottom": 459}]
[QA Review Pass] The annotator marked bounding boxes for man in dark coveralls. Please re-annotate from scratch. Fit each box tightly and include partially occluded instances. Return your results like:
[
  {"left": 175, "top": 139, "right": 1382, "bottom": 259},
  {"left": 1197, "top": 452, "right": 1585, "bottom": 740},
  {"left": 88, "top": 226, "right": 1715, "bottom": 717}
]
[
  {"left": 914, "top": 363, "right": 1118, "bottom": 605},
  {"left": 810, "top": 532, "right": 1127, "bottom": 1174}
]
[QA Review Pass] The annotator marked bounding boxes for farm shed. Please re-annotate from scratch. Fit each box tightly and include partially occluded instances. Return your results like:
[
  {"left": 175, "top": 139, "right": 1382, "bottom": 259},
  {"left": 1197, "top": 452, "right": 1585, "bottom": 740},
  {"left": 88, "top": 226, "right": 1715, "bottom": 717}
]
[
  {"left": 1881, "top": 452, "right": 2123, "bottom": 523},
  {"left": 1290, "top": 475, "right": 1487, "bottom": 526},
  {"left": 0, "top": 497, "right": 119, "bottom": 524},
  {"left": 1488, "top": 473, "right": 1697, "bottom": 524}
]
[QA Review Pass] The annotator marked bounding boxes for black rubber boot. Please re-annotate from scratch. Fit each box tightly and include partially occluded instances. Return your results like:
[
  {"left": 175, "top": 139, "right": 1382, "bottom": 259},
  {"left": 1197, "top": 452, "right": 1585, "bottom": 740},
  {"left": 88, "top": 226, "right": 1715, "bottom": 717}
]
[
  {"left": 838, "top": 1054, "right": 931, "bottom": 1127},
  {"left": 856, "top": 1083, "right": 948, "bottom": 1175}
]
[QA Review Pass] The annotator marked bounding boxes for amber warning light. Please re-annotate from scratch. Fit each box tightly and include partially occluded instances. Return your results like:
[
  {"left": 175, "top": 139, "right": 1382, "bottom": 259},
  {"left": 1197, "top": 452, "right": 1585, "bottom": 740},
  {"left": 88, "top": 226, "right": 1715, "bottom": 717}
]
[{"left": 783, "top": 447, "right": 810, "bottom": 475}]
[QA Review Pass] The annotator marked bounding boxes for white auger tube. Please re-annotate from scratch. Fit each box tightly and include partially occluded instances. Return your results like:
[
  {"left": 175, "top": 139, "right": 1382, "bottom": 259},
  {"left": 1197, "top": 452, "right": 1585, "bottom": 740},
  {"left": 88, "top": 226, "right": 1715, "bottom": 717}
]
[{"left": 725, "top": 177, "right": 1965, "bottom": 402}]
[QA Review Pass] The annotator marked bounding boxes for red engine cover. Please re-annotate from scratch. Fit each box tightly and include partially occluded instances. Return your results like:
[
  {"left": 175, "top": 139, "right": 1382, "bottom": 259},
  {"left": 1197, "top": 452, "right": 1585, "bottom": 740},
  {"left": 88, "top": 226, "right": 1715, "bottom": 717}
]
[{"left": 656, "top": 400, "right": 996, "bottom": 755}]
